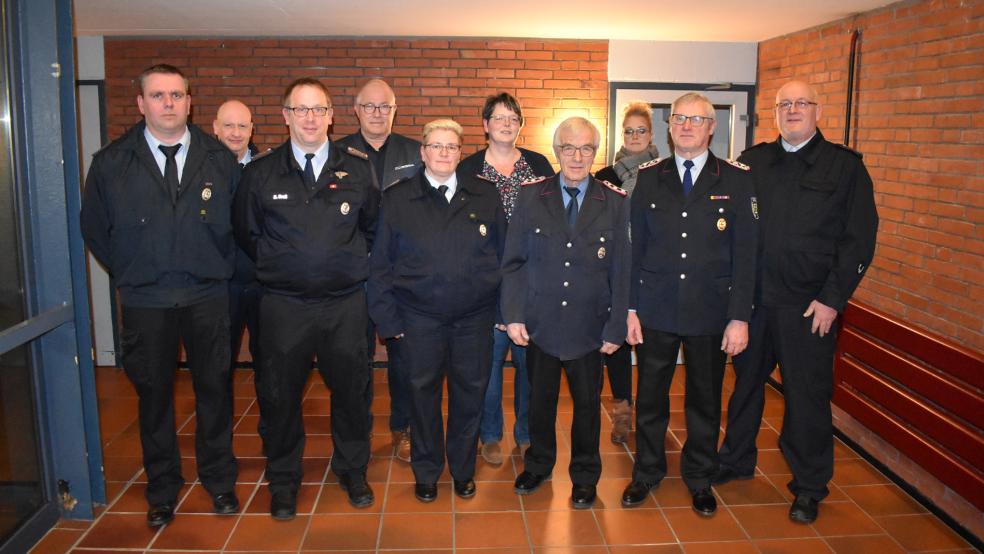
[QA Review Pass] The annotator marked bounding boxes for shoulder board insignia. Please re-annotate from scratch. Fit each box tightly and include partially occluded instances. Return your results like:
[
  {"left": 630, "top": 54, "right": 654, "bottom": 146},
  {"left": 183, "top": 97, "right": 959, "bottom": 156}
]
[
  {"left": 637, "top": 158, "right": 660, "bottom": 170},
  {"left": 600, "top": 179, "right": 627, "bottom": 196},
  {"left": 250, "top": 148, "right": 274, "bottom": 162},
  {"left": 345, "top": 145, "right": 370, "bottom": 160},
  {"left": 725, "top": 159, "right": 750, "bottom": 171},
  {"left": 833, "top": 142, "right": 863, "bottom": 159},
  {"left": 521, "top": 176, "right": 547, "bottom": 186}
]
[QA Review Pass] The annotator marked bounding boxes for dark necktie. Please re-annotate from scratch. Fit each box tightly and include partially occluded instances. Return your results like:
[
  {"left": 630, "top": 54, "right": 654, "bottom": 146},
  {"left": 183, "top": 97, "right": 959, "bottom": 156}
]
[
  {"left": 303, "top": 152, "right": 316, "bottom": 187},
  {"left": 437, "top": 184, "right": 449, "bottom": 203},
  {"left": 158, "top": 144, "right": 181, "bottom": 199},
  {"left": 682, "top": 159, "right": 695, "bottom": 196},
  {"left": 565, "top": 186, "right": 581, "bottom": 228}
]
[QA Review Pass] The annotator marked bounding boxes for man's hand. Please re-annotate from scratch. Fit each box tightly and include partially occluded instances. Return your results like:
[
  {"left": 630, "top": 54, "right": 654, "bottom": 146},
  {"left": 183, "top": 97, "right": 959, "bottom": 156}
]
[
  {"left": 495, "top": 324, "right": 508, "bottom": 332},
  {"left": 507, "top": 323, "right": 529, "bottom": 346},
  {"left": 626, "top": 311, "right": 644, "bottom": 345},
  {"left": 720, "top": 320, "right": 749, "bottom": 356},
  {"left": 600, "top": 341, "right": 620, "bottom": 355},
  {"left": 803, "top": 300, "right": 837, "bottom": 337}
]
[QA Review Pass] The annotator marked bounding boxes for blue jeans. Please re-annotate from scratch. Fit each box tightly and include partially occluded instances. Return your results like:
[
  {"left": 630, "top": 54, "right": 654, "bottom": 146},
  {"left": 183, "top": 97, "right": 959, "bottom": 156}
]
[{"left": 479, "top": 328, "right": 530, "bottom": 444}]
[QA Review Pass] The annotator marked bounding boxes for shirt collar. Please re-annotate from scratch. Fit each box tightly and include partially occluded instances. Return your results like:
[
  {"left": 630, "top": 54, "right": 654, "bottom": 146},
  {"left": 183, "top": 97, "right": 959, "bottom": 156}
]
[
  {"left": 239, "top": 148, "right": 252, "bottom": 165},
  {"left": 424, "top": 170, "right": 457, "bottom": 200},
  {"left": 781, "top": 132, "right": 817, "bottom": 152},
  {"left": 559, "top": 173, "right": 589, "bottom": 207},
  {"left": 675, "top": 149, "right": 709, "bottom": 180},
  {"left": 290, "top": 139, "right": 330, "bottom": 176},
  {"left": 144, "top": 126, "right": 190, "bottom": 155}
]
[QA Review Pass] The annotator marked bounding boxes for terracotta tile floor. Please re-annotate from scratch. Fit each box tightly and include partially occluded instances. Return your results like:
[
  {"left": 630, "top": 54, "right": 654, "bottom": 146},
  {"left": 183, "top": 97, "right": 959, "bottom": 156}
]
[{"left": 30, "top": 364, "right": 978, "bottom": 553}]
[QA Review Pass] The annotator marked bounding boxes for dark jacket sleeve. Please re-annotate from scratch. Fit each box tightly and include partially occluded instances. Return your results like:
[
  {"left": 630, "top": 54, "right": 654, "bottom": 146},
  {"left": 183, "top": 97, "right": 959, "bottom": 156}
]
[
  {"left": 628, "top": 177, "right": 649, "bottom": 310},
  {"left": 360, "top": 177, "right": 382, "bottom": 252},
  {"left": 493, "top": 200, "right": 508, "bottom": 325},
  {"left": 727, "top": 170, "right": 758, "bottom": 322},
  {"left": 819, "top": 158, "right": 879, "bottom": 312},
  {"left": 367, "top": 196, "right": 405, "bottom": 338},
  {"left": 601, "top": 194, "right": 631, "bottom": 345},
  {"left": 232, "top": 165, "right": 262, "bottom": 260},
  {"left": 79, "top": 154, "right": 113, "bottom": 271},
  {"left": 500, "top": 186, "right": 532, "bottom": 324}
]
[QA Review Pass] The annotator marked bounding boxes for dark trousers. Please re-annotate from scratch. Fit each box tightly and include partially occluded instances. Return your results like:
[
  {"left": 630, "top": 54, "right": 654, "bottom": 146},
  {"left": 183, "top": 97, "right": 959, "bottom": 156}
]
[
  {"left": 257, "top": 290, "right": 371, "bottom": 495},
  {"left": 525, "top": 342, "right": 604, "bottom": 485},
  {"left": 400, "top": 308, "right": 494, "bottom": 484},
  {"left": 119, "top": 294, "right": 237, "bottom": 506},
  {"left": 634, "top": 328, "right": 725, "bottom": 492},
  {"left": 604, "top": 341, "right": 633, "bottom": 402},
  {"left": 365, "top": 323, "right": 412, "bottom": 432},
  {"left": 719, "top": 305, "right": 836, "bottom": 500},
  {"left": 229, "top": 281, "right": 261, "bottom": 370}
]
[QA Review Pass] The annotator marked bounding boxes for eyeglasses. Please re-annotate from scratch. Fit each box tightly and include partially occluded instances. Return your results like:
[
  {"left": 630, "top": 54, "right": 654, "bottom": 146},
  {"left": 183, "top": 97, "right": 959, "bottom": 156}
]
[
  {"left": 424, "top": 143, "right": 461, "bottom": 153},
  {"left": 669, "top": 114, "right": 713, "bottom": 127},
  {"left": 285, "top": 106, "right": 331, "bottom": 117},
  {"left": 490, "top": 114, "right": 521, "bottom": 125},
  {"left": 776, "top": 100, "right": 818, "bottom": 112},
  {"left": 359, "top": 103, "right": 395, "bottom": 115},
  {"left": 146, "top": 91, "right": 186, "bottom": 102},
  {"left": 623, "top": 127, "right": 650, "bottom": 136},
  {"left": 558, "top": 144, "right": 597, "bottom": 158}
]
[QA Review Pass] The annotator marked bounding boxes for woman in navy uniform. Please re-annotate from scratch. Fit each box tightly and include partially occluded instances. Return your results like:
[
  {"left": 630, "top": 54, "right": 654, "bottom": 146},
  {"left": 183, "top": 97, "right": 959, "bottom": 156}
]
[{"left": 368, "top": 119, "right": 507, "bottom": 503}]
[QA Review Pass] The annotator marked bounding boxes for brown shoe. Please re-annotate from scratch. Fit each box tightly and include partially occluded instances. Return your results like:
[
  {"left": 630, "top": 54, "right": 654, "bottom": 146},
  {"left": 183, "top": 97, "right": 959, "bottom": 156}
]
[
  {"left": 393, "top": 429, "right": 411, "bottom": 463},
  {"left": 611, "top": 399, "right": 632, "bottom": 444},
  {"left": 480, "top": 441, "right": 503, "bottom": 465}
]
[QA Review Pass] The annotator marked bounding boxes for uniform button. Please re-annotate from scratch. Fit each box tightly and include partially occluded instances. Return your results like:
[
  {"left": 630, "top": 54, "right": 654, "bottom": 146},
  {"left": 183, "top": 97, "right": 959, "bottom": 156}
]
[
  {"left": 564, "top": 261, "right": 571, "bottom": 267},
  {"left": 682, "top": 211, "right": 688, "bottom": 217},
  {"left": 681, "top": 253, "right": 687, "bottom": 258},
  {"left": 681, "top": 232, "right": 688, "bottom": 238},
  {"left": 650, "top": 203, "right": 656, "bottom": 209},
  {"left": 599, "top": 237, "right": 605, "bottom": 242},
  {"left": 680, "top": 274, "right": 686, "bottom": 279},
  {"left": 563, "top": 281, "right": 569, "bottom": 287},
  {"left": 561, "top": 301, "right": 568, "bottom": 307},
  {"left": 719, "top": 207, "right": 725, "bottom": 213},
  {"left": 639, "top": 279, "right": 644, "bottom": 284},
  {"left": 535, "top": 228, "right": 541, "bottom": 233},
  {"left": 566, "top": 242, "right": 572, "bottom": 248}
]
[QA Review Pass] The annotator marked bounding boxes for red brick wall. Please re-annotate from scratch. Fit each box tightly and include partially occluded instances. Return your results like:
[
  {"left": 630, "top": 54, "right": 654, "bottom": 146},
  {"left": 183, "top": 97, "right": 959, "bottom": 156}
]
[
  {"left": 103, "top": 38, "right": 609, "bottom": 169},
  {"left": 755, "top": 0, "right": 983, "bottom": 350}
]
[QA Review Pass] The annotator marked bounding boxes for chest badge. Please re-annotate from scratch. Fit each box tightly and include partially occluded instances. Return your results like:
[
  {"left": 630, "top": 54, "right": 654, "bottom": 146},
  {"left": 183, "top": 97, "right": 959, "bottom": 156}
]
[
  {"left": 340, "top": 202, "right": 351, "bottom": 215},
  {"left": 479, "top": 223, "right": 488, "bottom": 237},
  {"left": 598, "top": 246, "right": 606, "bottom": 259},
  {"left": 335, "top": 171, "right": 348, "bottom": 180},
  {"left": 716, "top": 218, "right": 727, "bottom": 231},
  {"left": 201, "top": 188, "right": 212, "bottom": 201}
]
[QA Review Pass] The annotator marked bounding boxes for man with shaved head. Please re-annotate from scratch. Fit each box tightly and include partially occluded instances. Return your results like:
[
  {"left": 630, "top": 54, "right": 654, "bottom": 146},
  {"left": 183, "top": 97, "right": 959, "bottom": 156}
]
[
  {"left": 338, "top": 78, "right": 422, "bottom": 464},
  {"left": 214, "top": 100, "right": 256, "bottom": 165},
  {"left": 714, "top": 80, "right": 878, "bottom": 524}
]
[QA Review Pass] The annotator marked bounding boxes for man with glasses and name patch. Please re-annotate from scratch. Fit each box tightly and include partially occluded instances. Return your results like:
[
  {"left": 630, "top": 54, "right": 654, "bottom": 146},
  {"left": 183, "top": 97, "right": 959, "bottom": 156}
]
[
  {"left": 715, "top": 80, "right": 877, "bottom": 524},
  {"left": 338, "top": 78, "right": 422, "bottom": 464},
  {"left": 233, "top": 78, "right": 380, "bottom": 520},
  {"left": 81, "top": 64, "right": 241, "bottom": 528},
  {"left": 622, "top": 92, "right": 757, "bottom": 517},
  {"left": 502, "top": 116, "right": 631, "bottom": 510}
]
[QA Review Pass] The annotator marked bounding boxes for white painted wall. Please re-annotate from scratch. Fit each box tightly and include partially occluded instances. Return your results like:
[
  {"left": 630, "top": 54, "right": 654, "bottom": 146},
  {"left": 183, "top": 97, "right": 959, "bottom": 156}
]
[{"left": 609, "top": 40, "right": 757, "bottom": 84}]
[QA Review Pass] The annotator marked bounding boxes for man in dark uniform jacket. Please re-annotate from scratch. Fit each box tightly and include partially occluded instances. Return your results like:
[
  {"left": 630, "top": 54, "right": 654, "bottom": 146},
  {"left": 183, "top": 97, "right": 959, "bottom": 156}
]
[
  {"left": 502, "top": 117, "right": 630, "bottom": 509},
  {"left": 214, "top": 100, "right": 262, "bottom": 373},
  {"left": 337, "top": 78, "right": 421, "bottom": 463},
  {"left": 715, "top": 80, "right": 878, "bottom": 524},
  {"left": 622, "top": 92, "right": 757, "bottom": 517},
  {"left": 233, "top": 78, "right": 380, "bottom": 520},
  {"left": 368, "top": 119, "right": 506, "bottom": 502},
  {"left": 80, "top": 64, "right": 240, "bottom": 527}
]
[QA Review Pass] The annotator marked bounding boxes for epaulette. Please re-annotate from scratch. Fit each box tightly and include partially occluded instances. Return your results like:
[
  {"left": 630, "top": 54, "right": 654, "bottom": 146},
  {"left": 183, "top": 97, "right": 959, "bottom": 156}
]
[
  {"left": 637, "top": 158, "right": 660, "bottom": 170},
  {"left": 724, "top": 159, "right": 750, "bottom": 171},
  {"left": 250, "top": 148, "right": 274, "bottom": 163},
  {"left": 833, "top": 142, "right": 863, "bottom": 159},
  {"left": 345, "top": 145, "right": 370, "bottom": 160},
  {"left": 521, "top": 176, "right": 547, "bottom": 186},
  {"left": 600, "top": 179, "right": 627, "bottom": 196}
]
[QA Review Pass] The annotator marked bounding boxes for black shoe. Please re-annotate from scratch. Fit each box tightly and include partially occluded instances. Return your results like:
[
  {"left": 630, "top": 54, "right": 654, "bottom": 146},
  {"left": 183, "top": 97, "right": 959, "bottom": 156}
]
[
  {"left": 691, "top": 488, "right": 717, "bottom": 516},
  {"left": 270, "top": 491, "right": 297, "bottom": 520},
  {"left": 513, "top": 471, "right": 548, "bottom": 495},
  {"left": 146, "top": 504, "right": 174, "bottom": 528},
  {"left": 621, "top": 480, "right": 658, "bottom": 507},
  {"left": 414, "top": 482, "right": 438, "bottom": 503},
  {"left": 789, "top": 494, "right": 819, "bottom": 523},
  {"left": 571, "top": 484, "right": 596, "bottom": 509},
  {"left": 211, "top": 492, "right": 240, "bottom": 515},
  {"left": 339, "top": 473, "right": 375, "bottom": 508},
  {"left": 711, "top": 466, "right": 754, "bottom": 486},
  {"left": 453, "top": 479, "right": 476, "bottom": 499}
]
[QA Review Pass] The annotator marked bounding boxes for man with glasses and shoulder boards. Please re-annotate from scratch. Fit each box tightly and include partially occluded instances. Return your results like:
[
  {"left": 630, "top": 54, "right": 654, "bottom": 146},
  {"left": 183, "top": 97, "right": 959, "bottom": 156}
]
[
  {"left": 715, "top": 80, "right": 877, "bottom": 524},
  {"left": 622, "top": 92, "right": 757, "bottom": 517},
  {"left": 81, "top": 64, "right": 240, "bottom": 528},
  {"left": 502, "top": 116, "right": 631, "bottom": 510},
  {"left": 337, "top": 78, "right": 421, "bottom": 464},
  {"left": 233, "top": 78, "right": 380, "bottom": 520}
]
